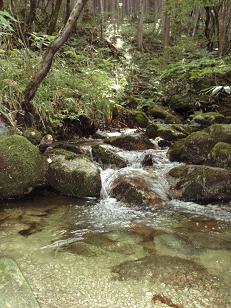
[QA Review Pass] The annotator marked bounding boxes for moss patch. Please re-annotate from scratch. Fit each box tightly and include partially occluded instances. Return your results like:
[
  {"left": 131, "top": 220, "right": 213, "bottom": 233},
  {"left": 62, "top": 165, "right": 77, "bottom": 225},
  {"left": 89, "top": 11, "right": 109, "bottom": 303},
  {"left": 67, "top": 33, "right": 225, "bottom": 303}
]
[{"left": 0, "top": 135, "right": 47, "bottom": 199}]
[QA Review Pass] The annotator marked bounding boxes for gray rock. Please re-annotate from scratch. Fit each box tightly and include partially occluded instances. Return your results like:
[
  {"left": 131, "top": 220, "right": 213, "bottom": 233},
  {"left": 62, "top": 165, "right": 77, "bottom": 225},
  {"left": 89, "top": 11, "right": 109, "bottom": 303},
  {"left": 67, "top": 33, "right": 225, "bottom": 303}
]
[{"left": 0, "top": 257, "right": 40, "bottom": 308}]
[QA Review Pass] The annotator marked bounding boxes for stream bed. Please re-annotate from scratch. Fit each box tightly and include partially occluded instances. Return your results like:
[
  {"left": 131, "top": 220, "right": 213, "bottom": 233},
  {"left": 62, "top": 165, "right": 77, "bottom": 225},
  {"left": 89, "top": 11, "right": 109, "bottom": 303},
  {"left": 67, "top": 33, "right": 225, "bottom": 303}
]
[{"left": 0, "top": 138, "right": 231, "bottom": 307}]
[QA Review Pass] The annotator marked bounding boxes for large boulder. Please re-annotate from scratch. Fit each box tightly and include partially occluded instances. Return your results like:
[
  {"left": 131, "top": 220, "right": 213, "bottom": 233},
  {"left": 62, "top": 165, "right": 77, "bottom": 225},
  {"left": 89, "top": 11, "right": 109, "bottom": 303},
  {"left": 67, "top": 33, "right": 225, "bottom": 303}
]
[
  {"left": 147, "top": 104, "right": 181, "bottom": 124},
  {"left": 0, "top": 135, "right": 47, "bottom": 199},
  {"left": 131, "top": 110, "right": 149, "bottom": 128},
  {"left": 47, "top": 149, "right": 101, "bottom": 198},
  {"left": 111, "top": 173, "right": 167, "bottom": 208},
  {"left": 92, "top": 144, "right": 127, "bottom": 168},
  {"left": 168, "top": 130, "right": 215, "bottom": 164},
  {"left": 208, "top": 142, "right": 231, "bottom": 169},
  {"left": 146, "top": 123, "right": 194, "bottom": 141},
  {"left": 167, "top": 165, "right": 231, "bottom": 203},
  {"left": 105, "top": 133, "right": 156, "bottom": 151},
  {"left": 190, "top": 112, "right": 225, "bottom": 127},
  {"left": 0, "top": 257, "right": 40, "bottom": 308},
  {"left": 206, "top": 124, "right": 231, "bottom": 143}
]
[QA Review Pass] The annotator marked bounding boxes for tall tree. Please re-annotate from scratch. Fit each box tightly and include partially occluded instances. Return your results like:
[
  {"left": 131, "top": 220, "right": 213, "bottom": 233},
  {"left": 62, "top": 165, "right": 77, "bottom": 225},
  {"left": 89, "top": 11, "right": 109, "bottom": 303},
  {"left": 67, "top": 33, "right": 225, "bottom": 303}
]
[
  {"left": 22, "top": 0, "right": 89, "bottom": 116},
  {"left": 47, "top": 0, "right": 63, "bottom": 34},
  {"left": 137, "top": 0, "right": 144, "bottom": 51}
]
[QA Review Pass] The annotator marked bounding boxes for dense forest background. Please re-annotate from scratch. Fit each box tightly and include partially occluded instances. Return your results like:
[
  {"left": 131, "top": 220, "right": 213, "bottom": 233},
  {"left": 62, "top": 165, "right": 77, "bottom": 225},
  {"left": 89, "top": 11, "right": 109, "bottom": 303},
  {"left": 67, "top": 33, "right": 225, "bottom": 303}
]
[{"left": 0, "top": 0, "right": 231, "bottom": 137}]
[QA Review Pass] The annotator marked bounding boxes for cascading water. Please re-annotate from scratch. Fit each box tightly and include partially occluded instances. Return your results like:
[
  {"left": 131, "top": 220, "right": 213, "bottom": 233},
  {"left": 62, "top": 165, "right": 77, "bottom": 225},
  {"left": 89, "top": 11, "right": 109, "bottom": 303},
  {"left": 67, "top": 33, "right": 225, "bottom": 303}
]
[{"left": 0, "top": 131, "right": 230, "bottom": 308}]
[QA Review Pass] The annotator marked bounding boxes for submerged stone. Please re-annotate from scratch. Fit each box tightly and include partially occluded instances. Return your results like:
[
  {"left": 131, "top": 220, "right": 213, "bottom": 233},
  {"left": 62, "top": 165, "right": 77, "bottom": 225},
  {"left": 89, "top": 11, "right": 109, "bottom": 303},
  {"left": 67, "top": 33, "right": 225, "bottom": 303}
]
[
  {"left": 0, "top": 257, "right": 40, "bottom": 307},
  {"left": 47, "top": 149, "right": 101, "bottom": 198},
  {"left": 0, "top": 135, "right": 47, "bottom": 199},
  {"left": 168, "top": 165, "right": 231, "bottom": 203}
]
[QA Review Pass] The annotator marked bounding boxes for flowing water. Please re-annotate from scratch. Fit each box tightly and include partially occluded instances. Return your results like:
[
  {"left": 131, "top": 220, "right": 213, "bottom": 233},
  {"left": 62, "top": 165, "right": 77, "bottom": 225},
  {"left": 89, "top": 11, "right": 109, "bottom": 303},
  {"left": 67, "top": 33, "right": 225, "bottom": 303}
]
[{"left": 0, "top": 134, "right": 231, "bottom": 307}]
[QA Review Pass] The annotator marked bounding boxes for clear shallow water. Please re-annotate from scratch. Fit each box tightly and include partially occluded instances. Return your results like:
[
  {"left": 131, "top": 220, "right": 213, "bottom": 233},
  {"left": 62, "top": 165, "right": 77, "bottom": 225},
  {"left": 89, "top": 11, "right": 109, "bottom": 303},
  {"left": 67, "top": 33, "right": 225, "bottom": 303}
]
[
  {"left": 0, "top": 193, "right": 231, "bottom": 308},
  {"left": 0, "top": 141, "right": 231, "bottom": 307}
]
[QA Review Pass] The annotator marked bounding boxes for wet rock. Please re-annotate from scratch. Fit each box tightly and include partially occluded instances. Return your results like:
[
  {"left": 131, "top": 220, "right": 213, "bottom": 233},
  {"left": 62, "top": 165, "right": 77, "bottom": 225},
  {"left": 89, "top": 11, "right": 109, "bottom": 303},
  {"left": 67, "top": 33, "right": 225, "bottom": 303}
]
[
  {"left": 146, "top": 124, "right": 193, "bottom": 141},
  {"left": 47, "top": 149, "right": 101, "bottom": 198},
  {"left": 129, "top": 223, "right": 162, "bottom": 241},
  {"left": 112, "top": 255, "right": 212, "bottom": 289},
  {"left": 152, "top": 294, "right": 183, "bottom": 308},
  {"left": 206, "top": 124, "right": 231, "bottom": 143},
  {"left": 131, "top": 110, "right": 149, "bottom": 128},
  {"left": 158, "top": 139, "right": 171, "bottom": 148},
  {"left": 0, "top": 257, "right": 40, "bottom": 307},
  {"left": 38, "top": 134, "right": 54, "bottom": 153},
  {"left": 23, "top": 128, "right": 42, "bottom": 145},
  {"left": 208, "top": 142, "right": 231, "bottom": 169},
  {"left": 0, "top": 135, "right": 47, "bottom": 199},
  {"left": 147, "top": 104, "right": 181, "bottom": 124},
  {"left": 141, "top": 154, "right": 154, "bottom": 167},
  {"left": 183, "top": 231, "right": 231, "bottom": 250},
  {"left": 111, "top": 174, "right": 167, "bottom": 208},
  {"left": 92, "top": 144, "right": 127, "bottom": 168},
  {"left": 190, "top": 112, "right": 225, "bottom": 127},
  {"left": 168, "top": 165, "right": 231, "bottom": 203},
  {"left": 168, "top": 131, "right": 215, "bottom": 164},
  {"left": 105, "top": 133, "right": 157, "bottom": 151}
]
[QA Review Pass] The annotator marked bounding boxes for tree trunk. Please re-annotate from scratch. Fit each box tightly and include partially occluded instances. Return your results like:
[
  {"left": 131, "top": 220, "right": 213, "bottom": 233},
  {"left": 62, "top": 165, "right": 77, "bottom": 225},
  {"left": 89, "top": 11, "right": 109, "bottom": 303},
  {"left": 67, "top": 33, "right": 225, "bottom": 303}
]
[
  {"left": 64, "top": 0, "right": 71, "bottom": 24},
  {"left": 137, "top": 0, "right": 144, "bottom": 51},
  {"left": 22, "top": 0, "right": 89, "bottom": 114},
  {"left": 163, "top": 11, "right": 170, "bottom": 48},
  {"left": 0, "top": 0, "right": 4, "bottom": 10},
  {"left": 47, "top": 0, "right": 63, "bottom": 34},
  {"left": 219, "top": 0, "right": 229, "bottom": 56},
  {"left": 27, "top": 0, "right": 38, "bottom": 32}
]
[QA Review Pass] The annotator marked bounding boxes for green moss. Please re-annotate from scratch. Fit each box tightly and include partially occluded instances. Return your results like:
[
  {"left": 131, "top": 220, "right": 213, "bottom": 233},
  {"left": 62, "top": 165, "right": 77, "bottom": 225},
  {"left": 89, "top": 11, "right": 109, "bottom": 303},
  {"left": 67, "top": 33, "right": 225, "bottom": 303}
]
[
  {"left": 23, "top": 128, "right": 42, "bottom": 145},
  {"left": 92, "top": 145, "right": 127, "bottom": 167},
  {"left": 0, "top": 135, "right": 47, "bottom": 199},
  {"left": 206, "top": 124, "right": 231, "bottom": 144},
  {"left": 209, "top": 142, "right": 231, "bottom": 169},
  {"left": 168, "top": 165, "right": 189, "bottom": 178},
  {"left": 191, "top": 112, "right": 225, "bottom": 127},
  {"left": 168, "top": 139, "right": 185, "bottom": 161},
  {"left": 131, "top": 110, "right": 149, "bottom": 128},
  {"left": 146, "top": 123, "right": 190, "bottom": 141},
  {"left": 48, "top": 150, "right": 101, "bottom": 198}
]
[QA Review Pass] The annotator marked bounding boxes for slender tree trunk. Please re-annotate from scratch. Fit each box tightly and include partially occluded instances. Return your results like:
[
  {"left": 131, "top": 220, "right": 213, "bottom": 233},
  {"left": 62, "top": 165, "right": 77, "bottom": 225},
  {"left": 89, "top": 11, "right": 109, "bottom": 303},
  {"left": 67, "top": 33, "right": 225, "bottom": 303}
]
[
  {"left": 0, "top": 0, "right": 4, "bottom": 10},
  {"left": 137, "top": 0, "right": 144, "bottom": 51},
  {"left": 65, "top": 0, "right": 71, "bottom": 23},
  {"left": 219, "top": 0, "right": 228, "bottom": 56},
  {"left": 27, "top": 0, "right": 38, "bottom": 32},
  {"left": 47, "top": 0, "right": 63, "bottom": 34},
  {"left": 22, "top": 0, "right": 89, "bottom": 114},
  {"left": 163, "top": 11, "right": 170, "bottom": 47}
]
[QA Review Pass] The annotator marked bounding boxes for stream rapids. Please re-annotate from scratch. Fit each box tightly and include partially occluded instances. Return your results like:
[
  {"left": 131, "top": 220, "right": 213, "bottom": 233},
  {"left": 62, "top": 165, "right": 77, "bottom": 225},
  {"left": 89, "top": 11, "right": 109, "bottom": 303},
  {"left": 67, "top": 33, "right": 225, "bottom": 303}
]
[{"left": 0, "top": 130, "right": 231, "bottom": 307}]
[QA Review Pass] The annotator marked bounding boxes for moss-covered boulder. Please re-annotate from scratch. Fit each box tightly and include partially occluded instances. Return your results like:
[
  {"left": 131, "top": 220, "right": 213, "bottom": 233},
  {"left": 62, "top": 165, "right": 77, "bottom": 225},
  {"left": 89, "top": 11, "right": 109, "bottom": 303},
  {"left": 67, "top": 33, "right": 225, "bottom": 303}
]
[
  {"left": 105, "top": 133, "right": 157, "bottom": 151},
  {"left": 131, "top": 110, "right": 149, "bottom": 128},
  {"left": 206, "top": 124, "right": 231, "bottom": 144},
  {"left": 47, "top": 149, "right": 101, "bottom": 198},
  {"left": 208, "top": 142, "right": 231, "bottom": 169},
  {"left": 191, "top": 112, "right": 225, "bottom": 127},
  {"left": 92, "top": 144, "right": 127, "bottom": 168},
  {"left": 146, "top": 124, "right": 193, "bottom": 141},
  {"left": 168, "top": 131, "right": 215, "bottom": 164},
  {"left": 23, "top": 128, "right": 42, "bottom": 145},
  {"left": 168, "top": 165, "right": 231, "bottom": 203},
  {"left": 0, "top": 135, "right": 47, "bottom": 199},
  {"left": 148, "top": 105, "right": 181, "bottom": 124}
]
